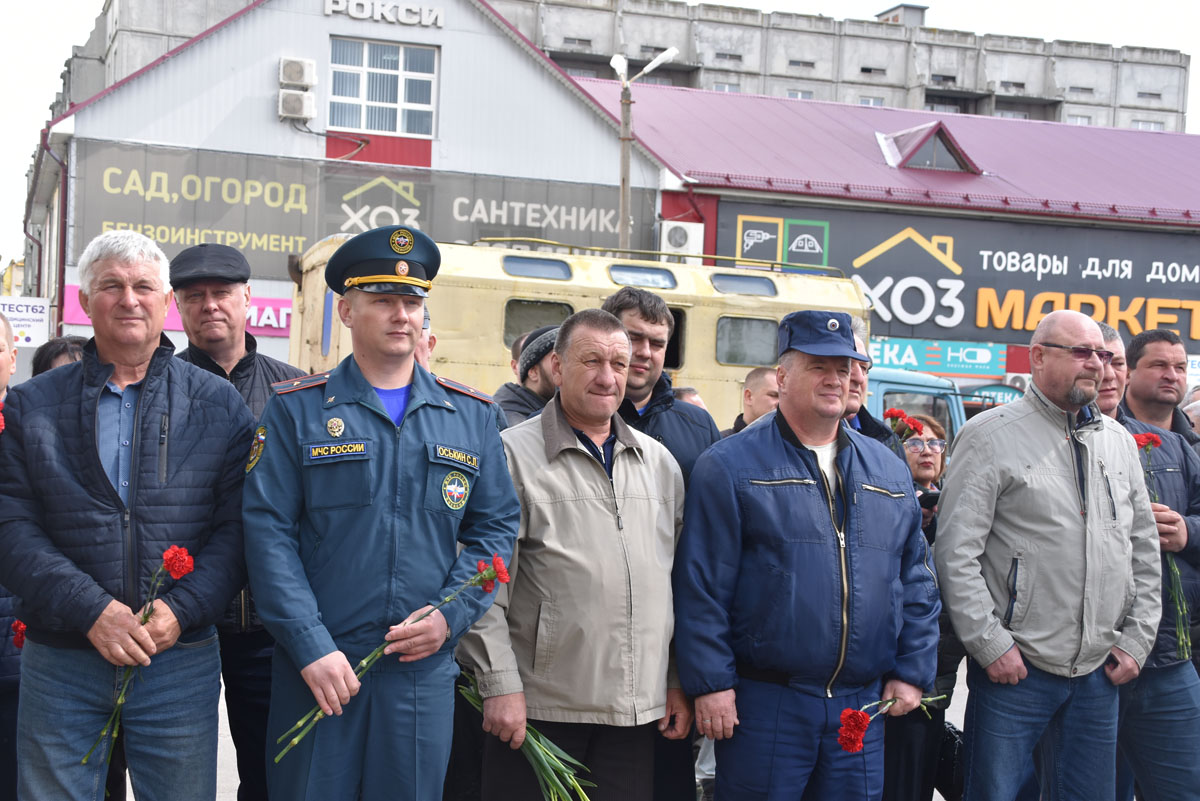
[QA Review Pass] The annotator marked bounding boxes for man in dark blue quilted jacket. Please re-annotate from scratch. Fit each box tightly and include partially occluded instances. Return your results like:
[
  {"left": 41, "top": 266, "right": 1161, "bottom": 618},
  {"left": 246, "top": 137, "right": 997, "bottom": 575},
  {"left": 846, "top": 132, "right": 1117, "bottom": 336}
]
[
  {"left": 0, "top": 309, "right": 19, "bottom": 800},
  {"left": 0, "top": 230, "right": 254, "bottom": 801}
]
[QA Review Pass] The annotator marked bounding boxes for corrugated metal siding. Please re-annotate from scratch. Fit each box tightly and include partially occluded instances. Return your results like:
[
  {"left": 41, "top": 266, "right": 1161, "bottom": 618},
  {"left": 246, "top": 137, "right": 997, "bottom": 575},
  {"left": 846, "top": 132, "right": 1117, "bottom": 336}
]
[{"left": 74, "top": 0, "right": 658, "bottom": 188}]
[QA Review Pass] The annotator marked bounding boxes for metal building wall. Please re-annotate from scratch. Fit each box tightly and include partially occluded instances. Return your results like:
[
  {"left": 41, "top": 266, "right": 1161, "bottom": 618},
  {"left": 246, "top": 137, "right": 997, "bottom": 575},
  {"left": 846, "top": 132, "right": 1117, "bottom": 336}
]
[{"left": 72, "top": 0, "right": 661, "bottom": 189}]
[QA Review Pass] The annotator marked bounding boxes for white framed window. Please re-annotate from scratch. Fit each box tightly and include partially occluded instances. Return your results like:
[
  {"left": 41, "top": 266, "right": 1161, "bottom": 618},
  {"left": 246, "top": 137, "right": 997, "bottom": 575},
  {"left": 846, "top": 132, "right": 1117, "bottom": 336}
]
[
  {"left": 1067, "top": 114, "right": 1092, "bottom": 125},
  {"left": 566, "top": 67, "right": 598, "bottom": 79},
  {"left": 713, "top": 82, "right": 740, "bottom": 93},
  {"left": 860, "top": 96, "right": 884, "bottom": 107},
  {"left": 1133, "top": 119, "right": 1166, "bottom": 131},
  {"left": 996, "top": 110, "right": 1029, "bottom": 119},
  {"left": 787, "top": 89, "right": 814, "bottom": 100},
  {"left": 925, "top": 102, "right": 960, "bottom": 113},
  {"left": 329, "top": 37, "right": 438, "bottom": 138}
]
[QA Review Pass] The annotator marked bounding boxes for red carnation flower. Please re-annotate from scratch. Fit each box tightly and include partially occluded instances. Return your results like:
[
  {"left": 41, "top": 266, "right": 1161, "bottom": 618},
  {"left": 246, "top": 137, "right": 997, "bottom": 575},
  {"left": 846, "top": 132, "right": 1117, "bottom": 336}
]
[
  {"left": 11, "top": 619, "right": 25, "bottom": 649},
  {"left": 477, "top": 559, "right": 488, "bottom": 575},
  {"left": 162, "top": 545, "right": 194, "bottom": 581},
  {"left": 1133, "top": 433, "right": 1162, "bottom": 450},
  {"left": 906, "top": 417, "right": 924, "bottom": 436},
  {"left": 492, "top": 554, "right": 510, "bottom": 584},
  {"left": 840, "top": 708, "right": 870, "bottom": 735},
  {"left": 838, "top": 729, "right": 865, "bottom": 753},
  {"left": 482, "top": 579, "right": 496, "bottom": 594},
  {"left": 0, "top": 400, "right": 5, "bottom": 435},
  {"left": 883, "top": 408, "right": 905, "bottom": 420}
]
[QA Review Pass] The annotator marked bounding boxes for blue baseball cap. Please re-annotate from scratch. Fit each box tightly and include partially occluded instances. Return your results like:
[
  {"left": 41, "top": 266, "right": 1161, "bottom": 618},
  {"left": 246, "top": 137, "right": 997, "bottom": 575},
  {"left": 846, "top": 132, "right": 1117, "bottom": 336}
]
[
  {"left": 777, "top": 311, "right": 868, "bottom": 361},
  {"left": 325, "top": 226, "right": 440, "bottom": 297}
]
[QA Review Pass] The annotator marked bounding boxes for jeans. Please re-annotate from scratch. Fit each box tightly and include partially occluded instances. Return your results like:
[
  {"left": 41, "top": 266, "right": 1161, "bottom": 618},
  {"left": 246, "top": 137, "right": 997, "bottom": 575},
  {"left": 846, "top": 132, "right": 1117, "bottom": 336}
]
[
  {"left": 17, "top": 632, "right": 220, "bottom": 801},
  {"left": 962, "top": 658, "right": 1117, "bottom": 801},
  {"left": 1116, "top": 661, "right": 1200, "bottom": 801}
]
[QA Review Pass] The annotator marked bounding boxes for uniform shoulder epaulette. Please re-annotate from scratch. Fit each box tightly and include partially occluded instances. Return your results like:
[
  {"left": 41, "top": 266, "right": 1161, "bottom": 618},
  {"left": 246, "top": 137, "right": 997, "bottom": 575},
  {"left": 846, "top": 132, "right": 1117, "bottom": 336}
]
[
  {"left": 436, "top": 376, "right": 495, "bottom": 404},
  {"left": 272, "top": 371, "right": 331, "bottom": 395}
]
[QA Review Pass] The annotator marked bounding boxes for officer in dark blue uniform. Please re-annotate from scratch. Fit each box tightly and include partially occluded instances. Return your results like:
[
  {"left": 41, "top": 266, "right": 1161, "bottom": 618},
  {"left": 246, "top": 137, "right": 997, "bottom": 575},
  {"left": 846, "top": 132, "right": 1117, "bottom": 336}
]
[{"left": 243, "top": 226, "right": 520, "bottom": 801}]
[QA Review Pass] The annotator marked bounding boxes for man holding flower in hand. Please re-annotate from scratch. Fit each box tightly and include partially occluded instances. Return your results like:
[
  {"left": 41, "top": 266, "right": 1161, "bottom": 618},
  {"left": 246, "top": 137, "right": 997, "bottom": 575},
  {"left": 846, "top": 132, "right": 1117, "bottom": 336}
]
[
  {"left": 242, "top": 226, "right": 519, "bottom": 801},
  {"left": 672, "top": 310, "right": 940, "bottom": 800},
  {"left": 0, "top": 230, "right": 254, "bottom": 800}
]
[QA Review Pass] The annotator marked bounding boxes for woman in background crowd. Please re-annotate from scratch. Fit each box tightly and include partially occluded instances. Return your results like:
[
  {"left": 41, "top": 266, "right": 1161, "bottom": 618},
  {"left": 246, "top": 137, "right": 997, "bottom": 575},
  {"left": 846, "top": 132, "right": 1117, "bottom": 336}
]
[{"left": 883, "top": 413, "right": 965, "bottom": 801}]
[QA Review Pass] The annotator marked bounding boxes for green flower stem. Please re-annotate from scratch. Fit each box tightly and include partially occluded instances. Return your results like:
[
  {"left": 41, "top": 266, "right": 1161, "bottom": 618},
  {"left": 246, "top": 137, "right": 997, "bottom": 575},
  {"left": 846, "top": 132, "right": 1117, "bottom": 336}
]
[
  {"left": 859, "top": 694, "right": 948, "bottom": 722},
  {"left": 274, "top": 568, "right": 499, "bottom": 763},
  {"left": 1143, "top": 448, "right": 1191, "bottom": 661}
]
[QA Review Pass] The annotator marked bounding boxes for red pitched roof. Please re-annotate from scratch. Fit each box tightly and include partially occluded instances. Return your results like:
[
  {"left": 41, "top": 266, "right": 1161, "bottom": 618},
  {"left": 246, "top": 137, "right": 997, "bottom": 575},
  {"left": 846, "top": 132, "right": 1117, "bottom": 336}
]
[{"left": 575, "top": 78, "right": 1200, "bottom": 227}]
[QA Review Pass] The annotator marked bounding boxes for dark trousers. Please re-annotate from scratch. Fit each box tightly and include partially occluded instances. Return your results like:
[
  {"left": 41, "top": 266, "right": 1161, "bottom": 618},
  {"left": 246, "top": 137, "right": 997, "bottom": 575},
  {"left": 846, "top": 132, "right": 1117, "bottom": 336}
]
[
  {"left": 219, "top": 627, "right": 274, "bottom": 801},
  {"left": 481, "top": 720, "right": 655, "bottom": 801},
  {"left": 653, "top": 732, "right": 696, "bottom": 800},
  {"left": 442, "top": 671, "right": 484, "bottom": 801},
  {"left": 882, "top": 707, "right": 944, "bottom": 801},
  {"left": 0, "top": 686, "right": 15, "bottom": 801}
]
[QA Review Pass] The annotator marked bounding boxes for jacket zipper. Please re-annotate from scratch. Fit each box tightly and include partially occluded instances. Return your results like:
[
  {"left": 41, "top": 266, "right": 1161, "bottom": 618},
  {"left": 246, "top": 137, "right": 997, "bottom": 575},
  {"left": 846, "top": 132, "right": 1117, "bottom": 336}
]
[
  {"left": 1004, "top": 557, "right": 1019, "bottom": 626},
  {"left": 158, "top": 413, "right": 169, "bottom": 484},
  {"left": 821, "top": 465, "right": 850, "bottom": 698},
  {"left": 749, "top": 478, "right": 815, "bottom": 486},
  {"left": 1097, "top": 458, "right": 1117, "bottom": 521},
  {"left": 608, "top": 471, "right": 633, "bottom": 711},
  {"left": 860, "top": 483, "right": 906, "bottom": 499},
  {"left": 1066, "top": 421, "right": 1087, "bottom": 519}
]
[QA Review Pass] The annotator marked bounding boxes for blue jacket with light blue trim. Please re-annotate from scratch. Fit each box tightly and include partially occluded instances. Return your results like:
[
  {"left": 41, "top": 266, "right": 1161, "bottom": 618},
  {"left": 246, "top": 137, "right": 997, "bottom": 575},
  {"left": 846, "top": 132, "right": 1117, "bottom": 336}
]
[
  {"left": 242, "top": 355, "right": 520, "bottom": 671},
  {"left": 672, "top": 410, "right": 941, "bottom": 698}
]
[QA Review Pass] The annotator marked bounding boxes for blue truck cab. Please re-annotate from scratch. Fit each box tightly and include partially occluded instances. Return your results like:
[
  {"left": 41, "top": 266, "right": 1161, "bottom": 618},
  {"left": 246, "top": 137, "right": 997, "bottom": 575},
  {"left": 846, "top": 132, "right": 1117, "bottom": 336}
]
[{"left": 865, "top": 366, "right": 967, "bottom": 441}]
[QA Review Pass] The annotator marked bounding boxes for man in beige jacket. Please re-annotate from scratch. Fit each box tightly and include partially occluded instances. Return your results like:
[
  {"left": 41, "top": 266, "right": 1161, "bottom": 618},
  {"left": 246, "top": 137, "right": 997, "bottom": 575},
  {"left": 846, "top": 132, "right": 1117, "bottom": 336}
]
[
  {"left": 936, "top": 309, "right": 1160, "bottom": 801},
  {"left": 458, "top": 308, "right": 689, "bottom": 801}
]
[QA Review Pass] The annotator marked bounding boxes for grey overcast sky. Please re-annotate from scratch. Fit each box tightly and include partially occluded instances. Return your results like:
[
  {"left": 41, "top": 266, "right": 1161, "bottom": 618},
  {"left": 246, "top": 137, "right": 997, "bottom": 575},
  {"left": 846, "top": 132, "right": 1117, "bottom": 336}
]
[{"left": 1, "top": 0, "right": 1196, "bottom": 274}]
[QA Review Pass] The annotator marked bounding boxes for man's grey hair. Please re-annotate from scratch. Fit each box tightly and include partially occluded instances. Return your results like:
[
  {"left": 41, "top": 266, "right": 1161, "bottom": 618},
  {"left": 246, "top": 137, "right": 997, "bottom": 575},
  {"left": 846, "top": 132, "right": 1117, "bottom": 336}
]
[
  {"left": 0, "top": 310, "right": 10, "bottom": 344},
  {"left": 1097, "top": 321, "right": 1121, "bottom": 345},
  {"left": 849, "top": 316, "right": 868, "bottom": 343},
  {"left": 1185, "top": 400, "right": 1200, "bottom": 418},
  {"left": 77, "top": 231, "right": 171, "bottom": 296}
]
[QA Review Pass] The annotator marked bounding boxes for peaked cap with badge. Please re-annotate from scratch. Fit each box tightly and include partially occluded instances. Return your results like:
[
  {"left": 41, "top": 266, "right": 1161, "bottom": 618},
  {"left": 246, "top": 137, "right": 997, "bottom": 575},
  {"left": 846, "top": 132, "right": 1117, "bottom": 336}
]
[
  {"left": 777, "top": 310, "right": 868, "bottom": 362},
  {"left": 325, "top": 225, "right": 440, "bottom": 297}
]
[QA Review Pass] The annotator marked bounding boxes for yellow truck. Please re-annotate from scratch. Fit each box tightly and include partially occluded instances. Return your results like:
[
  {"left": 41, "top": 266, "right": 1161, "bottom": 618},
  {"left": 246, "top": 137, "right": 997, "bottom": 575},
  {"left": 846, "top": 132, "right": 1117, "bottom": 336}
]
[{"left": 289, "top": 235, "right": 869, "bottom": 429}]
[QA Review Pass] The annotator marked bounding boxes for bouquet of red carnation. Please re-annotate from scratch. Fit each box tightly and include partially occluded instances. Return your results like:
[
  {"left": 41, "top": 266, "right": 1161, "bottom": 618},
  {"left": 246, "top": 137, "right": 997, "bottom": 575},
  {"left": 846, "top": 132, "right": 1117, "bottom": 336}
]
[
  {"left": 1133, "top": 432, "right": 1190, "bottom": 659},
  {"left": 275, "top": 553, "right": 511, "bottom": 762},
  {"left": 837, "top": 694, "right": 946, "bottom": 753},
  {"left": 82, "top": 545, "right": 195, "bottom": 765},
  {"left": 10, "top": 620, "right": 25, "bottom": 649},
  {"left": 883, "top": 408, "right": 923, "bottom": 438}
]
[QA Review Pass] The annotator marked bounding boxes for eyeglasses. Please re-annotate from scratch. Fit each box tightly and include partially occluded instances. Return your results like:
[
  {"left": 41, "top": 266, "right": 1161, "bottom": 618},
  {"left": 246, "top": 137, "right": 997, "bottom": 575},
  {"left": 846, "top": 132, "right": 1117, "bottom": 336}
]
[
  {"left": 905, "top": 439, "right": 947, "bottom": 454},
  {"left": 1039, "top": 342, "right": 1114, "bottom": 365}
]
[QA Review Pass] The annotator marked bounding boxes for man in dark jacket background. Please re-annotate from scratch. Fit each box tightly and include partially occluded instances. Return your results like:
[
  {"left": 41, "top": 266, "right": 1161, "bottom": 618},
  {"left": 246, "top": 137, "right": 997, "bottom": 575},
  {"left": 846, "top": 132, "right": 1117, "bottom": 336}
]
[
  {"left": 0, "top": 230, "right": 254, "bottom": 799},
  {"left": 721, "top": 367, "right": 778, "bottom": 437},
  {"left": 845, "top": 318, "right": 904, "bottom": 460},
  {"left": 0, "top": 310, "right": 18, "bottom": 800},
  {"left": 493, "top": 324, "right": 557, "bottom": 426},
  {"left": 1098, "top": 323, "right": 1200, "bottom": 800},
  {"left": 1123, "top": 328, "right": 1200, "bottom": 455},
  {"left": 674, "top": 310, "right": 939, "bottom": 800},
  {"left": 601, "top": 288, "right": 720, "bottom": 484},
  {"left": 171, "top": 242, "right": 305, "bottom": 801}
]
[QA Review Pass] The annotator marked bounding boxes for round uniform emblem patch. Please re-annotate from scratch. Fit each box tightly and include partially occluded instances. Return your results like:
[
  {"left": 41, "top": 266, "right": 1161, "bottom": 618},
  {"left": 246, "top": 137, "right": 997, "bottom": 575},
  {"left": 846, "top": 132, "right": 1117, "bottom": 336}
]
[
  {"left": 389, "top": 229, "right": 414, "bottom": 255},
  {"left": 395, "top": 260, "right": 409, "bottom": 276},
  {"left": 245, "top": 426, "right": 267, "bottom": 474},
  {"left": 326, "top": 417, "right": 345, "bottom": 437},
  {"left": 441, "top": 471, "right": 470, "bottom": 510},
  {"left": 826, "top": 318, "right": 840, "bottom": 331}
]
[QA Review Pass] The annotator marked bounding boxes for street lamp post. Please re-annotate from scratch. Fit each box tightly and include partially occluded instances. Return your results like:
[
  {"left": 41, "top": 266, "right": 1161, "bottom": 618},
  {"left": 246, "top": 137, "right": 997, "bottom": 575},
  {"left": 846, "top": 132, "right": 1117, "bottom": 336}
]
[{"left": 610, "top": 47, "right": 678, "bottom": 252}]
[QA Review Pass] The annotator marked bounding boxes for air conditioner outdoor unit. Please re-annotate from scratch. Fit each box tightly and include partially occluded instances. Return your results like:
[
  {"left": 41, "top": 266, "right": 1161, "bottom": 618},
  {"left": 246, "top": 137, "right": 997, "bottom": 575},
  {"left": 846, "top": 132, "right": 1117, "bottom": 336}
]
[
  {"left": 1003, "top": 373, "right": 1030, "bottom": 393},
  {"left": 279, "top": 57, "right": 317, "bottom": 89},
  {"left": 658, "top": 221, "right": 704, "bottom": 265},
  {"left": 278, "top": 89, "right": 316, "bottom": 121}
]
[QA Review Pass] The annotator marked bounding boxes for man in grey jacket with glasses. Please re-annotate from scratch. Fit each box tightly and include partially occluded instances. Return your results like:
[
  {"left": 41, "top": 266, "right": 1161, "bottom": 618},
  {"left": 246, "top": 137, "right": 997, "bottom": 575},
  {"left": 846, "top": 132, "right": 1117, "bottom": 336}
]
[{"left": 936, "top": 309, "right": 1160, "bottom": 801}]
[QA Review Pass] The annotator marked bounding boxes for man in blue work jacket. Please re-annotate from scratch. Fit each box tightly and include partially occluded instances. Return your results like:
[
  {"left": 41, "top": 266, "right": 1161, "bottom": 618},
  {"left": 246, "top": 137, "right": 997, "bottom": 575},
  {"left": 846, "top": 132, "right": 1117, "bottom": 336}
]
[
  {"left": 672, "top": 310, "right": 940, "bottom": 801},
  {"left": 242, "top": 226, "right": 520, "bottom": 801}
]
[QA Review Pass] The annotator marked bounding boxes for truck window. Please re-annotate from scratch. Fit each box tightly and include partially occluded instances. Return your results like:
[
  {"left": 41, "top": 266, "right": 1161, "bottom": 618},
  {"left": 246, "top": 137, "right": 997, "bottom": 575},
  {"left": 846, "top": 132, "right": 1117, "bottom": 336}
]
[
  {"left": 882, "top": 391, "right": 953, "bottom": 440},
  {"left": 502, "top": 255, "right": 572, "bottom": 281},
  {"left": 716, "top": 317, "right": 777, "bottom": 366},
  {"left": 609, "top": 264, "right": 677, "bottom": 290},
  {"left": 711, "top": 273, "right": 777, "bottom": 296},
  {"left": 666, "top": 308, "right": 685, "bottom": 370},
  {"left": 503, "top": 299, "right": 574, "bottom": 346}
]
